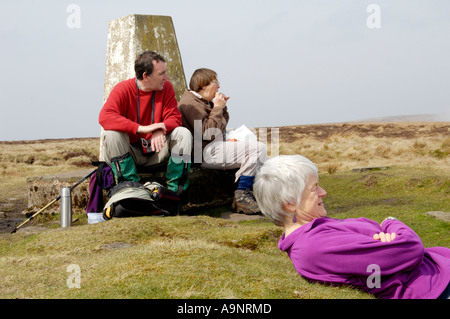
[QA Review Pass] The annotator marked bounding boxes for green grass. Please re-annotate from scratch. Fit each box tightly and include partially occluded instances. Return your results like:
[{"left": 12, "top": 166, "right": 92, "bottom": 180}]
[
  {"left": 0, "top": 166, "right": 448, "bottom": 299},
  {"left": 0, "top": 216, "right": 370, "bottom": 299}
]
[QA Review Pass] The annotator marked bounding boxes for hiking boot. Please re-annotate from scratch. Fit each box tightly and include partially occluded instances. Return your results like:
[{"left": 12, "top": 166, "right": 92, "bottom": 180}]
[{"left": 232, "top": 189, "right": 261, "bottom": 215}]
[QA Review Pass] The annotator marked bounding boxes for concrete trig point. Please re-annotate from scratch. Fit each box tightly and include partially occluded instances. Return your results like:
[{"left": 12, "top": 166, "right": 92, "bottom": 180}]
[
  {"left": 100, "top": 14, "right": 187, "bottom": 160},
  {"left": 103, "top": 14, "right": 186, "bottom": 102}
]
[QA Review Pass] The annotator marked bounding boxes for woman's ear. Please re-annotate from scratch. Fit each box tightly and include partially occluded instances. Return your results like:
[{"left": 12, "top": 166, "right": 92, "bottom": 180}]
[
  {"left": 282, "top": 202, "right": 297, "bottom": 213},
  {"left": 283, "top": 202, "right": 298, "bottom": 224},
  {"left": 198, "top": 86, "right": 206, "bottom": 94}
]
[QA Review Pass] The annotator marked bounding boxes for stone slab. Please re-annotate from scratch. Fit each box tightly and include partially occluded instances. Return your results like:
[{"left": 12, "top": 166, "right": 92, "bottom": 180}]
[
  {"left": 26, "top": 168, "right": 94, "bottom": 214},
  {"left": 220, "top": 212, "right": 266, "bottom": 222},
  {"left": 426, "top": 211, "right": 450, "bottom": 223}
]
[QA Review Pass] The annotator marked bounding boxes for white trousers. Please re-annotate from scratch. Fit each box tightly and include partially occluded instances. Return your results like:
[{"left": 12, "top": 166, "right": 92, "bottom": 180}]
[{"left": 201, "top": 140, "right": 267, "bottom": 182}]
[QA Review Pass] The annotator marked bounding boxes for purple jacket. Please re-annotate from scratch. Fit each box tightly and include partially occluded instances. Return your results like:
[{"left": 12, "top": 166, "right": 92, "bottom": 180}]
[{"left": 278, "top": 217, "right": 450, "bottom": 299}]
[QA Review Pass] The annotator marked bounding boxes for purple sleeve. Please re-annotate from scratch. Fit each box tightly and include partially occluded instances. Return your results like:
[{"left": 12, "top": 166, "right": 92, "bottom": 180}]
[{"left": 299, "top": 220, "right": 425, "bottom": 278}]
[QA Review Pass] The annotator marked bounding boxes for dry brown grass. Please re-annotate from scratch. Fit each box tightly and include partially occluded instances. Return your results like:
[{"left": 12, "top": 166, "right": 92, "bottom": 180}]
[
  {"left": 0, "top": 138, "right": 99, "bottom": 201},
  {"left": 0, "top": 122, "right": 448, "bottom": 208},
  {"left": 262, "top": 122, "right": 449, "bottom": 173}
]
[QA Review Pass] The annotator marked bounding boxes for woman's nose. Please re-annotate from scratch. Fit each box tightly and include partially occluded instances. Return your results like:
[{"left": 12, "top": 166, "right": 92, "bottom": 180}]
[{"left": 319, "top": 187, "right": 327, "bottom": 197}]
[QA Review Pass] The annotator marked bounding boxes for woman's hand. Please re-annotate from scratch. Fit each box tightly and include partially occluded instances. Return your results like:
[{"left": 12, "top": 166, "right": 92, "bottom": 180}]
[
  {"left": 213, "top": 92, "right": 229, "bottom": 108},
  {"left": 373, "top": 232, "right": 396, "bottom": 243}
]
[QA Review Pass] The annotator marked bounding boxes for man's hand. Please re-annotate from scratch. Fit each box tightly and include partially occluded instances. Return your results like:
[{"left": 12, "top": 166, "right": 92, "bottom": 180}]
[
  {"left": 136, "top": 123, "right": 167, "bottom": 152},
  {"left": 150, "top": 129, "right": 165, "bottom": 152},
  {"left": 373, "top": 232, "right": 396, "bottom": 243},
  {"left": 137, "top": 122, "right": 166, "bottom": 135}
]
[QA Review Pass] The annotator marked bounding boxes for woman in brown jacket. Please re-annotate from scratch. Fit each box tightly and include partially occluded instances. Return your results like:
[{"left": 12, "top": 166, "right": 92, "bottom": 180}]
[{"left": 178, "top": 68, "right": 266, "bottom": 214}]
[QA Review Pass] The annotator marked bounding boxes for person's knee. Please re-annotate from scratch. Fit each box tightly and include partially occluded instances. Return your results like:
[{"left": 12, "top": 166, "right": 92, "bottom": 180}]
[
  {"left": 103, "top": 131, "right": 130, "bottom": 147},
  {"left": 101, "top": 131, "right": 131, "bottom": 164},
  {"left": 171, "top": 127, "right": 193, "bottom": 152},
  {"left": 169, "top": 127, "right": 192, "bottom": 162},
  {"left": 246, "top": 141, "right": 267, "bottom": 162},
  {"left": 257, "top": 141, "right": 267, "bottom": 162},
  {"left": 174, "top": 127, "right": 193, "bottom": 142}
]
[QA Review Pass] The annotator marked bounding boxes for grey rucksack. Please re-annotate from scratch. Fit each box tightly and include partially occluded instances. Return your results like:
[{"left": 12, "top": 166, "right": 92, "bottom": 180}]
[{"left": 102, "top": 181, "right": 181, "bottom": 220}]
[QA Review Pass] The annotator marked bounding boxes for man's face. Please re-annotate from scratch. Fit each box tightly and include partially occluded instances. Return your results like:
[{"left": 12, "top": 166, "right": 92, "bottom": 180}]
[{"left": 144, "top": 60, "right": 168, "bottom": 91}]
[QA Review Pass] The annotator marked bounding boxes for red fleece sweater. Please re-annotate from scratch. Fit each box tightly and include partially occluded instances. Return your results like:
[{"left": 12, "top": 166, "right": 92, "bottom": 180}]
[{"left": 99, "top": 78, "right": 182, "bottom": 144}]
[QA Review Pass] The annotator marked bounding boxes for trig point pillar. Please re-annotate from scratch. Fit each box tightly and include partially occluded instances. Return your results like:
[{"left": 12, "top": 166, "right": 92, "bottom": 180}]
[
  {"left": 103, "top": 14, "right": 186, "bottom": 102},
  {"left": 100, "top": 14, "right": 187, "bottom": 160}
]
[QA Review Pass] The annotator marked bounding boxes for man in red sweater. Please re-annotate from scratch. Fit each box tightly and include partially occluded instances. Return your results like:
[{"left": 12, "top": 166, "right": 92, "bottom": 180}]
[{"left": 99, "top": 51, "right": 192, "bottom": 194}]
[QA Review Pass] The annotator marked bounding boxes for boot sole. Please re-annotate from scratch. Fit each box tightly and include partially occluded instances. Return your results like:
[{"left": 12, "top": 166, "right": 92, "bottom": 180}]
[{"left": 232, "top": 201, "right": 261, "bottom": 215}]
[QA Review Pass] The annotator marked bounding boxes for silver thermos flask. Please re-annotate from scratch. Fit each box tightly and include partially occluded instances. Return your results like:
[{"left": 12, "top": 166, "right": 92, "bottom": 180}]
[{"left": 60, "top": 188, "right": 72, "bottom": 228}]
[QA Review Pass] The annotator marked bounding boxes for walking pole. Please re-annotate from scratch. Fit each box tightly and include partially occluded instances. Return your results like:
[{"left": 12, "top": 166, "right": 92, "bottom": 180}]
[{"left": 10, "top": 169, "right": 96, "bottom": 234}]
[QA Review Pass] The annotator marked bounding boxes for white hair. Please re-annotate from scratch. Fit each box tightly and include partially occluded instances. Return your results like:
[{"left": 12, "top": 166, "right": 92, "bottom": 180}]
[{"left": 253, "top": 155, "right": 318, "bottom": 226}]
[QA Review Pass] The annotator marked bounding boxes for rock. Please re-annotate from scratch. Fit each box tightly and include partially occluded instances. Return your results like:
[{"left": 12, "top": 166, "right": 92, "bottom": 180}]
[
  {"left": 17, "top": 226, "right": 48, "bottom": 235},
  {"left": 139, "top": 166, "right": 238, "bottom": 212},
  {"left": 26, "top": 168, "right": 94, "bottom": 214},
  {"left": 221, "top": 212, "right": 266, "bottom": 222},
  {"left": 426, "top": 211, "right": 450, "bottom": 223},
  {"left": 0, "top": 212, "right": 6, "bottom": 218}
]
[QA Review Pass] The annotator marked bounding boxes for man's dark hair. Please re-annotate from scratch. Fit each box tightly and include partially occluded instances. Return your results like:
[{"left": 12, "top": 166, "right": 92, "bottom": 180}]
[{"left": 135, "top": 51, "right": 166, "bottom": 80}]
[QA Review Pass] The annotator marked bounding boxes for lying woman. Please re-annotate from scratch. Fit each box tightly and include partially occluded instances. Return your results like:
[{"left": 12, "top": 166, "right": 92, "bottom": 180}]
[{"left": 253, "top": 155, "right": 450, "bottom": 299}]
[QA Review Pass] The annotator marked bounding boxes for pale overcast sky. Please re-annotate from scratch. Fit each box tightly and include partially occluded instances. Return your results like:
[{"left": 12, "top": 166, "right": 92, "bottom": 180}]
[{"left": 0, "top": 0, "right": 449, "bottom": 141}]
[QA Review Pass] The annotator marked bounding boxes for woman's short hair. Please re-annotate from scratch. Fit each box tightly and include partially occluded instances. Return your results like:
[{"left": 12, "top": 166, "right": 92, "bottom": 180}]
[
  {"left": 135, "top": 51, "right": 166, "bottom": 80},
  {"left": 253, "top": 155, "right": 318, "bottom": 226},
  {"left": 189, "top": 68, "right": 217, "bottom": 92}
]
